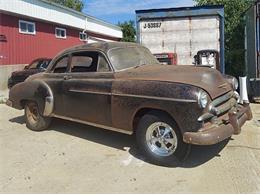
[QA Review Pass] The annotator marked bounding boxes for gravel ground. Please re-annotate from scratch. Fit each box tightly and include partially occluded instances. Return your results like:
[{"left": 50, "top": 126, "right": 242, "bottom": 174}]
[{"left": 0, "top": 103, "right": 260, "bottom": 193}]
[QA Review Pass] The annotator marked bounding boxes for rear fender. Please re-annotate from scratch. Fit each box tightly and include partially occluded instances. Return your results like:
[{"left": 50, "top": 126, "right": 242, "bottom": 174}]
[{"left": 9, "top": 80, "right": 54, "bottom": 116}]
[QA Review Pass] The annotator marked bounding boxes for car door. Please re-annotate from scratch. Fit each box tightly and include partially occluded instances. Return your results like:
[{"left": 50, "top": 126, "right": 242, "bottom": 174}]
[
  {"left": 43, "top": 54, "right": 70, "bottom": 116},
  {"left": 62, "top": 50, "right": 114, "bottom": 127}
]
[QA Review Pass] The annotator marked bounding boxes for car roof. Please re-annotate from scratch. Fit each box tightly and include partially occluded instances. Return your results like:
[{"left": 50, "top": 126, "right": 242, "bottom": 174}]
[{"left": 61, "top": 42, "right": 144, "bottom": 54}]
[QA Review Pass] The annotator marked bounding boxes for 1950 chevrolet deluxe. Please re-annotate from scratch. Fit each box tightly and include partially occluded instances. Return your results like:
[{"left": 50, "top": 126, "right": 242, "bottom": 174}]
[{"left": 7, "top": 42, "right": 252, "bottom": 166}]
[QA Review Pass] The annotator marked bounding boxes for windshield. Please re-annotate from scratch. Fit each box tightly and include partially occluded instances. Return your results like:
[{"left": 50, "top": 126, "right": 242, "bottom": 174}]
[{"left": 108, "top": 46, "right": 159, "bottom": 71}]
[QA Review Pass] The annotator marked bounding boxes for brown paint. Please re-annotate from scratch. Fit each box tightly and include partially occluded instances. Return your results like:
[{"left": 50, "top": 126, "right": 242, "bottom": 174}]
[{"left": 7, "top": 42, "right": 252, "bottom": 146}]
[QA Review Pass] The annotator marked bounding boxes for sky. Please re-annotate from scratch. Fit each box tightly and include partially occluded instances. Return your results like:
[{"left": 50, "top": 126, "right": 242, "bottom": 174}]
[{"left": 83, "top": 0, "right": 195, "bottom": 24}]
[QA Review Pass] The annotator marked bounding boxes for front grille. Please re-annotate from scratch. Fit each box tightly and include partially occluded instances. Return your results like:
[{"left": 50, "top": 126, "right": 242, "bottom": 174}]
[{"left": 198, "top": 91, "right": 237, "bottom": 122}]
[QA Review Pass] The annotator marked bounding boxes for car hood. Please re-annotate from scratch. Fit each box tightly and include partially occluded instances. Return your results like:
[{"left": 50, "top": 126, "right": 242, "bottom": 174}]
[
  {"left": 115, "top": 65, "right": 232, "bottom": 99},
  {"left": 11, "top": 69, "right": 41, "bottom": 78}
]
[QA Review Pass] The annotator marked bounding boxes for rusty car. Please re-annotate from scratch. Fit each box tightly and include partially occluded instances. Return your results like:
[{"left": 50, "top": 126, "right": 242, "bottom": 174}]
[
  {"left": 6, "top": 42, "right": 252, "bottom": 166},
  {"left": 8, "top": 58, "right": 52, "bottom": 88}
]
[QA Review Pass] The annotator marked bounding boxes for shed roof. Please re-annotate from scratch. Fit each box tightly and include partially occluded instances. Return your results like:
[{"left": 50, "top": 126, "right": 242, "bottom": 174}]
[{"left": 136, "top": 5, "right": 224, "bottom": 20}]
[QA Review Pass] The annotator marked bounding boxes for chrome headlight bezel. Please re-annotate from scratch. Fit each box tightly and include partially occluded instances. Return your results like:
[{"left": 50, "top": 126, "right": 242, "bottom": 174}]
[
  {"left": 232, "top": 77, "right": 239, "bottom": 90},
  {"left": 198, "top": 90, "right": 208, "bottom": 109},
  {"left": 223, "top": 74, "right": 239, "bottom": 91}
]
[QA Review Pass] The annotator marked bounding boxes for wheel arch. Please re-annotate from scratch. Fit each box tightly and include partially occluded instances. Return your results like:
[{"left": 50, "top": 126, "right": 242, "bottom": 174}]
[
  {"left": 13, "top": 80, "right": 54, "bottom": 116},
  {"left": 132, "top": 107, "right": 181, "bottom": 134}
]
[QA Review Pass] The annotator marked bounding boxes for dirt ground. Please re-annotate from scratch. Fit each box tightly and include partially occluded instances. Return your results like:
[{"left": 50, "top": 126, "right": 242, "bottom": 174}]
[{"left": 0, "top": 103, "right": 259, "bottom": 193}]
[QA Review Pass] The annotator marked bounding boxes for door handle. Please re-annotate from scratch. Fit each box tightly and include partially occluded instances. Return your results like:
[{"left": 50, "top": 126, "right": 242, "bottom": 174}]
[{"left": 63, "top": 75, "right": 72, "bottom": 80}]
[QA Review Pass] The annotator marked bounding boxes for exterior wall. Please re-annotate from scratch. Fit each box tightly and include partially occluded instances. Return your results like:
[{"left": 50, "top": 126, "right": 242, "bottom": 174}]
[
  {"left": 0, "top": 0, "right": 122, "bottom": 39},
  {"left": 0, "top": 0, "right": 86, "bottom": 30},
  {"left": 86, "top": 17, "right": 122, "bottom": 39},
  {"left": 0, "top": 64, "right": 25, "bottom": 91},
  {"left": 0, "top": 0, "right": 122, "bottom": 93},
  {"left": 139, "top": 16, "right": 220, "bottom": 66},
  {"left": 0, "top": 13, "right": 120, "bottom": 92},
  {"left": 136, "top": 6, "right": 225, "bottom": 73},
  {"left": 0, "top": 13, "right": 85, "bottom": 66}
]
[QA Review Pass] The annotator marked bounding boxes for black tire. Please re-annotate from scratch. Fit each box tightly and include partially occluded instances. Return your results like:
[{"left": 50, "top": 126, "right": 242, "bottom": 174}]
[
  {"left": 24, "top": 101, "right": 52, "bottom": 131},
  {"left": 136, "top": 111, "right": 190, "bottom": 167}
]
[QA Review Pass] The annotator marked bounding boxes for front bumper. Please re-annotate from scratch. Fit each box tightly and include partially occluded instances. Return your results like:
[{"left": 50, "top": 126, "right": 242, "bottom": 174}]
[{"left": 183, "top": 103, "right": 252, "bottom": 145}]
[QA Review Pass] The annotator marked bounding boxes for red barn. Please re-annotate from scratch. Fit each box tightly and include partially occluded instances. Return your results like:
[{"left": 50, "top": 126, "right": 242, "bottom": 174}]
[{"left": 0, "top": 0, "right": 122, "bottom": 91}]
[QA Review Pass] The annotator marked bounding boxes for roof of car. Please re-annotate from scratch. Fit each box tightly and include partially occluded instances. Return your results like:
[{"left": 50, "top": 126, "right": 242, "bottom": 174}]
[{"left": 62, "top": 42, "right": 143, "bottom": 54}]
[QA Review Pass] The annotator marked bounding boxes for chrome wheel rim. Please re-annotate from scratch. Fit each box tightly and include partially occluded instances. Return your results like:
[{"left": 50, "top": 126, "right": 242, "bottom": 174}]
[{"left": 145, "top": 122, "right": 178, "bottom": 157}]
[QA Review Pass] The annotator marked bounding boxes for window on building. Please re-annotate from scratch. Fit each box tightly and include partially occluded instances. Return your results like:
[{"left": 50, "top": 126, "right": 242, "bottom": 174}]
[
  {"left": 79, "top": 32, "right": 87, "bottom": 41},
  {"left": 19, "top": 20, "right": 36, "bottom": 35},
  {"left": 55, "top": 27, "right": 66, "bottom": 39}
]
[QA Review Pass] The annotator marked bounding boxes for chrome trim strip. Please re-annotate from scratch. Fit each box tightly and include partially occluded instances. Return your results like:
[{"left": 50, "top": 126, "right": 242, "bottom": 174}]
[
  {"left": 43, "top": 96, "right": 54, "bottom": 116},
  {"left": 52, "top": 114, "right": 133, "bottom": 135},
  {"left": 69, "top": 89, "right": 111, "bottom": 96},
  {"left": 113, "top": 93, "right": 197, "bottom": 103},
  {"left": 211, "top": 91, "right": 234, "bottom": 107},
  {"left": 198, "top": 92, "right": 236, "bottom": 122},
  {"left": 214, "top": 98, "right": 237, "bottom": 115},
  {"left": 68, "top": 89, "right": 197, "bottom": 103},
  {"left": 198, "top": 113, "right": 215, "bottom": 122},
  {"left": 41, "top": 81, "right": 54, "bottom": 117}
]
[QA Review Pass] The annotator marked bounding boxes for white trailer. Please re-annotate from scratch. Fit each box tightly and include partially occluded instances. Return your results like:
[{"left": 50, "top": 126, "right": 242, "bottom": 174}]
[{"left": 136, "top": 5, "right": 225, "bottom": 72}]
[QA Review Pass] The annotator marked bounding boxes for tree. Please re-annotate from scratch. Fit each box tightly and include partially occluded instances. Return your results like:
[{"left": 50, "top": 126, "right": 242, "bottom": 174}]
[
  {"left": 193, "top": 0, "right": 253, "bottom": 77},
  {"left": 118, "top": 20, "right": 136, "bottom": 42},
  {"left": 48, "top": 0, "right": 84, "bottom": 12}
]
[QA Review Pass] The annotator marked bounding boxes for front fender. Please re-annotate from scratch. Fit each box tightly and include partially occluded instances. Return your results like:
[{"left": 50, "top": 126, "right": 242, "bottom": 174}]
[{"left": 8, "top": 80, "right": 54, "bottom": 116}]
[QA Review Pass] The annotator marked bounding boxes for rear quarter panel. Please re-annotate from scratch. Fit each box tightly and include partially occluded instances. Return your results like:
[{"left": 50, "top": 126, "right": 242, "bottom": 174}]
[{"left": 9, "top": 79, "right": 50, "bottom": 114}]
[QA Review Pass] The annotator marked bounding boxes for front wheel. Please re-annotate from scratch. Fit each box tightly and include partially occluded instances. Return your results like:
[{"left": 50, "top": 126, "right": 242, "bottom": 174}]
[
  {"left": 24, "top": 101, "right": 52, "bottom": 131},
  {"left": 136, "top": 112, "right": 190, "bottom": 166}
]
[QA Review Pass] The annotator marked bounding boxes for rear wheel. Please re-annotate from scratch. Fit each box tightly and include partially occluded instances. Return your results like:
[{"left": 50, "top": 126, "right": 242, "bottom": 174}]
[
  {"left": 136, "top": 112, "right": 190, "bottom": 166},
  {"left": 25, "top": 101, "right": 52, "bottom": 131}
]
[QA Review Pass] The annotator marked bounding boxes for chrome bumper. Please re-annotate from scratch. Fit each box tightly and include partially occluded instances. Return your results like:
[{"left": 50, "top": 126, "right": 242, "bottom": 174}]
[{"left": 183, "top": 103, "right": 252, "bottom": 145}]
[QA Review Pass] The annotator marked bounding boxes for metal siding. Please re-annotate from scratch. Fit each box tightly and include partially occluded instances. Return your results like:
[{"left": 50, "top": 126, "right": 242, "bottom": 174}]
[
  {"left": 136, "top": 6, "right": 225, "bottom": 72},
  {"left": 139, "top": 16, "right": 220, "bottom": 66},
  {"left": 0, "top": 0, "right": 122, "bottom": 39},
  {"left": 0, "top": 13, "right": 84, "bottom": 65},
  {"left": 87, "top": 17, "right": 123, "bottom": 38},
  {"left": 0, "top": 0, "right": 86, "bottom": 29}
]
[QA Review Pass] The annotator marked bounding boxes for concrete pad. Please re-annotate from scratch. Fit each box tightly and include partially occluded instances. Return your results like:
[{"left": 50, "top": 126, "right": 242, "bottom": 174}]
[{"left": 0, "top": 104, "right": 259, "bottom": 193}]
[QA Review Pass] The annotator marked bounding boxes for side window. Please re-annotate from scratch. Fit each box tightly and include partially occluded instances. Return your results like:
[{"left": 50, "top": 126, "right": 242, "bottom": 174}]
[
  {"left": 41, "top": 60, "right": 51, "bottom": 69},
  {"left": 52, "top": 56, "right": 69, "bottom": 73},
  {"left": 70, "top": 52, "right": 98, "bottom": 73},
  {"left": 98, "top": 54, "right": 111, "bottom": 72}
]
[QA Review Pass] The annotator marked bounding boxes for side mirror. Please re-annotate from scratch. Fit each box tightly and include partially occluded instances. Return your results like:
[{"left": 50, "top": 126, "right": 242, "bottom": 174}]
[{"left": 24, "top": 65, "right": 29, "bottom": 69}]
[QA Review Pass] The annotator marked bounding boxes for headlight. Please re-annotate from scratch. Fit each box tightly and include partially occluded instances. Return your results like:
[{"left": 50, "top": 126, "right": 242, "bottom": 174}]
[
  {"left": 232, "top": 77, "right": 239, "bottom": 90},
  {"left": 223, "top": 74, "right": 238, "bottom": 91},
  {"left": 198, "top": 90, "right": 208, "bottom": 108}
]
